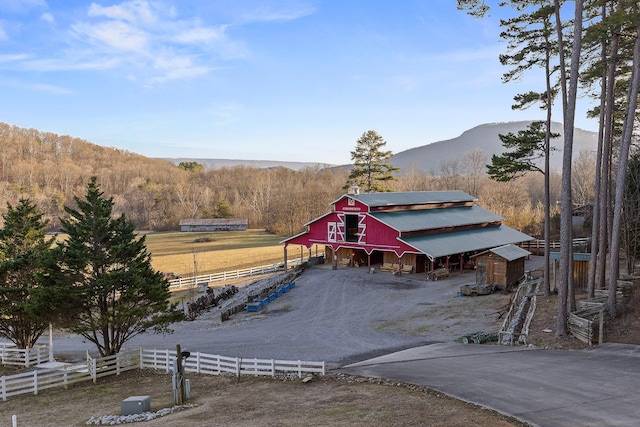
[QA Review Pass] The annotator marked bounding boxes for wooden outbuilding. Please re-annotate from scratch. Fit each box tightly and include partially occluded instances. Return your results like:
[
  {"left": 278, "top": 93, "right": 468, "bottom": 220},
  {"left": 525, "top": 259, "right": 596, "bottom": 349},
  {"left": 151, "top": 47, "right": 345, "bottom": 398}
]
[
  {"left": 179, "top": 218, "right": 248, "bottom": 232},
  {"left": 550, "top": 252, "right": 591, "bottom": 291},
  {"left": 282, "top": 190, "right": 533, "bottom": 278},
  {"left": 473, "top": 244, "right": 531, "bottom": 290}
]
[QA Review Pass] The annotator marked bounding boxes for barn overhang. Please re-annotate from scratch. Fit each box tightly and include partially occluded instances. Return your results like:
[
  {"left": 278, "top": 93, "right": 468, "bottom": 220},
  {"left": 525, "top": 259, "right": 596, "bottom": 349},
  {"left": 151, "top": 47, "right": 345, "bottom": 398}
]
[{"left": 399, "top": 225, "right": 533, "bottom": 261}]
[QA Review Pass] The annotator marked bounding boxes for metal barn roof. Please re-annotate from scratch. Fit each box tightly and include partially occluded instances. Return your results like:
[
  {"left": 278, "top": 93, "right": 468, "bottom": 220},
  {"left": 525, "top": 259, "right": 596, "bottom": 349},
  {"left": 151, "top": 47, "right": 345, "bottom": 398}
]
[
  {"left": 351, "top": 190, "right": 475, "bottom": 208},
  {"left": 487, "top": 244, "right": 531, "bottom": 261},
  {"left": 400, "top": 225, "right": 533, "bottom": 260},
  {"left": 370, "top": 205, "right": 502, "bottom": 232}
]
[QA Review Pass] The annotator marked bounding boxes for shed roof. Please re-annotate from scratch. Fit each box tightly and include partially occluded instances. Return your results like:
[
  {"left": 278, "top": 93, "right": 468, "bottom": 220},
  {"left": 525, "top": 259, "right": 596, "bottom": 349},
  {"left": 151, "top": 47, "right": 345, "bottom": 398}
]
[
  {"left": 370, "top": 205, "right": 502, "bottom": 232},
  {"left": 487, "top": 244, "right": 531, "bottom": 261},
  {"left": 179, "top": 218, "right": 248, "bottom": 226},
  {"left": 349, "top": 190, "right": 475, "bottom": 208},
  {"left": 400, "top": 225, "right": 533, "bottom": 260}
]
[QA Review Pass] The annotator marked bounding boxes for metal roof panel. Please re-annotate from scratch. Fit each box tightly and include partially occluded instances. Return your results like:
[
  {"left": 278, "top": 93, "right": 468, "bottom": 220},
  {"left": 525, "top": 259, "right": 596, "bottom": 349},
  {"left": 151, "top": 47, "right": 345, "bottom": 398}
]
[
  {"left": 352, "top": 190, "right": 475, "bottom": 208},
  {"left": 401, "top": 226, "right": 533, "bottom": 259},
  {"left": 370, "top": 205, "right": 502, "bottom": 232},
  {"left": 489, "top": 244, "right": 531, "bottom": 261}
]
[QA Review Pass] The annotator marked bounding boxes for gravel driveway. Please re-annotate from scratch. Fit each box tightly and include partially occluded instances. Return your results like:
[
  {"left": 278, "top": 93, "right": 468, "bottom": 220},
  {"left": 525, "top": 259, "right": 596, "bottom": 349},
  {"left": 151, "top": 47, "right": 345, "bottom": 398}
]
[{"left": 52, "top": 259, "right": 543, "bottom": 368}]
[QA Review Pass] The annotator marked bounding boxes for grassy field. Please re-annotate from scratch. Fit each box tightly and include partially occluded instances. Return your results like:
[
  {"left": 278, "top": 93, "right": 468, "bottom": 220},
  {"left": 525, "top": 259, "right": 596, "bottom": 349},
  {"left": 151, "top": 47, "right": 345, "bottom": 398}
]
[{"left": 144, "top": 229, "right": 320, "bottom": 277}]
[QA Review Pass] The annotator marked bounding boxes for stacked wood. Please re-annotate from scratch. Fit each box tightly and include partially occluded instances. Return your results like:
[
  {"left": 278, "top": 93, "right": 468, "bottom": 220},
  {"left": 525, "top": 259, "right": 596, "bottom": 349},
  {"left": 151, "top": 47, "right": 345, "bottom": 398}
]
[
  {"left": 568, "top": 308, "right": 603, "bottom": 345},
  {"left": 568, "top": 280, "right": 638, "bottom": 345}
]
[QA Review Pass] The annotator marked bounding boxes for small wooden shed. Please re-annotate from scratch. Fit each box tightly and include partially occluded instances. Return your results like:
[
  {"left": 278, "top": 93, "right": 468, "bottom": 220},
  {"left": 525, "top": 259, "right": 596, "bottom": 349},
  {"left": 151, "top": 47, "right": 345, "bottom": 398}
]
[{"left": 474, "top": 244, "right": 531, "bottom": 290}]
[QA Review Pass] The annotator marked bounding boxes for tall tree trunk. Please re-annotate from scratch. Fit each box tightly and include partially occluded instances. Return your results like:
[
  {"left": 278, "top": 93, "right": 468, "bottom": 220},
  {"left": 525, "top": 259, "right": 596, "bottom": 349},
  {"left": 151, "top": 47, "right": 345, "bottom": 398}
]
[
  {"left": 607, "top": 22, "right": 640, "bottom": 318},
  {"left": 596, "top": 30, "right": 620, "bottom": 292},
  {"left": 587, "top": 2, "right": 610, "bottom": 299},
  {"left": 543, "top": 29, "right": 553, "bottom": 297},
  {"left": 555, "top": 0, "right": 583, "bottom": 336}
]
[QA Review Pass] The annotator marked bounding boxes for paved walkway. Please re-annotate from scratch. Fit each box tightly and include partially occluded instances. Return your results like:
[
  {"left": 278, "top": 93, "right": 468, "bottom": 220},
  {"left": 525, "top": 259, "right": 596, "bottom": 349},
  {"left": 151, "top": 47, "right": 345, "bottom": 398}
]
[{"left": 339, "top": 342, "right": 640, "bottom": 427}]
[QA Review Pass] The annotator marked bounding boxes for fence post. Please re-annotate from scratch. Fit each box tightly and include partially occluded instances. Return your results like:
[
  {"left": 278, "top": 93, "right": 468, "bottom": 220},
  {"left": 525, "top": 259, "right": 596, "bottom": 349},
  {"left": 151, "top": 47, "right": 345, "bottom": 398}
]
[
  {"left": 2, "top": 376, "right": 6, "bottom": 401},
  {"left": 271, "top": 359, "right": 275, "bottom": 377},
  {"left": 139, "top": 348, "right": 144, "bottom": 370},
  {"left": 91, "top": 359, "right": 97, "bottom": 383},
  {"left": 599, "top": 309, "right": 604, "bottom": 345},
  {"left": 33, "top": 370, "right": 38, "bottom": 395},
  {"left": 298, "top": 360, "right": 302, "bottom": 378},
  {"left": 25, "top": 347, "right": 30, "bottom": 368},
  {"left": 165, "top": 349, "right": 170, "bottom": 374},
  {"left": 236, "top": 357, "right": 240, "bottom": 378}
]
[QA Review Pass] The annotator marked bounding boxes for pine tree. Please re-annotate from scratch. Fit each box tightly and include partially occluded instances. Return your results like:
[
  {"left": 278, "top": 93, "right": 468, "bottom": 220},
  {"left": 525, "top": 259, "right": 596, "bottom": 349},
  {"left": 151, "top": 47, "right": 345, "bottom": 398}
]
[
  {"left": 347, "top": 130, "right": 399, "bottom": 193},
  {"left": 0, "top": 199, "right": 54, "bottom": 348},
  {"left": 58, "top": 177, "right": 182, "bottom": 356},
  {"left": 487, "top": 121, "right": 559, "bottom": 181}
]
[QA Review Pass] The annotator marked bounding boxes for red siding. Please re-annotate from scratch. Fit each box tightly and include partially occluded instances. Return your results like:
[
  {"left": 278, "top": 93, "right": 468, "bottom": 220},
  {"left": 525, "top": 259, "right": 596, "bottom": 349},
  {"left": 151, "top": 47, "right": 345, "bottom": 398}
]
[{"left": 285, "top": 211, "right": 418, "bottom": 257}]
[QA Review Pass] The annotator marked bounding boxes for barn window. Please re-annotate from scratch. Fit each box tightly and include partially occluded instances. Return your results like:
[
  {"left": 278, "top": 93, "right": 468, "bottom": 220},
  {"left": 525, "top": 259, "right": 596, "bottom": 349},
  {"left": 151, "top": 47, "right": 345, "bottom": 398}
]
[{"left": 345, "top": 214, "right": 359, "bottom": 242}]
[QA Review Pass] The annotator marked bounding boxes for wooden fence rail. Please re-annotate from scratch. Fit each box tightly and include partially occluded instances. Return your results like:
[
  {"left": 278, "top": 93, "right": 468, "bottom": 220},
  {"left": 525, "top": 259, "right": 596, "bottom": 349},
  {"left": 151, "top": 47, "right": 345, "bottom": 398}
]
[
  {"left": 0, "top": 348, "right": 325, "bottom": 401},
  {"left": 0, "top": 345, "right": 49, "bottom": 368},
  {"left": 140, "top": 349, "right": 325, "bottom": 379},
  {"left": 518, "top": 238, "right": 590, "bottom": 254}
]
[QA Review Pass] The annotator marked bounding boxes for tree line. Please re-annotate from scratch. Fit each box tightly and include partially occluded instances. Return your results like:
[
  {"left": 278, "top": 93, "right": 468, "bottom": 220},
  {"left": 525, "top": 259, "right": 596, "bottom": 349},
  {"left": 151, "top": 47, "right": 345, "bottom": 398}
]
[{"left": 0, "top": 122, "right": 598, "bottom": 240}]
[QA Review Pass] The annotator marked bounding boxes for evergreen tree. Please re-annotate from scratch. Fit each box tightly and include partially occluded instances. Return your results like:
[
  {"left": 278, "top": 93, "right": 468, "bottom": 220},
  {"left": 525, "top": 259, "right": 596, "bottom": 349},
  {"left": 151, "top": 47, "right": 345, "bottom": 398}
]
[
  {"left": 0, "top": 199, "right": 54, "bottom": 348},
  {"left": 347, "top": 130, "right": 399, "bottom": 193},
  {"left": 498, "top": 1, "right": 562, "bottom": 298},
  {"left": 487, "top": 121, "right": 559, "bottom": 181},
  {"left": 58, "top": 177, "right": 182, "bottom": 356},
  {"left": 216, "top": 199, "right": 233, "bottom": 218}
]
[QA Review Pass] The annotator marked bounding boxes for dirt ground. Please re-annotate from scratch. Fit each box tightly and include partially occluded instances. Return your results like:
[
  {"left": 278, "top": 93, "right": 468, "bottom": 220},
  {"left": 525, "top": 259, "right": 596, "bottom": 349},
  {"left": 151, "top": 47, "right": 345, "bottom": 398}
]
[
  {"left": 526, "top": 284, "right": 640, "bottom": 350},
  {"left": 0, "top": 369, "right": 526, "bottom": 427}
]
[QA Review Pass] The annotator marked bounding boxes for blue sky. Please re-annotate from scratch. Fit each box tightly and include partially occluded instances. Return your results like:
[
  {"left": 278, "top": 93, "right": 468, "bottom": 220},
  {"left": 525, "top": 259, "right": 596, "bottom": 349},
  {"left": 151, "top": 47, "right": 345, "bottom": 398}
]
[{"left": 0, "top": 0, "right": 598, "bottom": 165}]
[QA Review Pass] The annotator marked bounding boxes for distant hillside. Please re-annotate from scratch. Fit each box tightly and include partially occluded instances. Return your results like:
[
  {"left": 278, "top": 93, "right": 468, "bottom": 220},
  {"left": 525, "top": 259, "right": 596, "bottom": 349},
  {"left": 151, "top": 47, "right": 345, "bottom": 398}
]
[
  {"left": 390, "top": 121, "right": 598, "bottom": 173},
  {"left": 165, "top": 158, "right": 336, "bottom": 171},
  {"left": 175, "top": 121, "right": 599, "bottom": 174}
]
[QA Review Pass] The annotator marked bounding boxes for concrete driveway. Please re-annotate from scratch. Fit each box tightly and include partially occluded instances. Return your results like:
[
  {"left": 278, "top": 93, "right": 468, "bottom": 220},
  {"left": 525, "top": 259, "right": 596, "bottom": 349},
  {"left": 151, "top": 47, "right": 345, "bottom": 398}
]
[{"left": 340, "top": 342, "right": 640, "bottom": 427}]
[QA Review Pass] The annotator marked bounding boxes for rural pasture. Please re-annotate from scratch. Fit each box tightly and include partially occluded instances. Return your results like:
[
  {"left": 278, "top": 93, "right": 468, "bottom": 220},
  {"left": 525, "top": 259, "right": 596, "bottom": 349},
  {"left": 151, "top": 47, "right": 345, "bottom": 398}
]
[{"left": 143, "top": 230, "right": 321, "bottom": 277}]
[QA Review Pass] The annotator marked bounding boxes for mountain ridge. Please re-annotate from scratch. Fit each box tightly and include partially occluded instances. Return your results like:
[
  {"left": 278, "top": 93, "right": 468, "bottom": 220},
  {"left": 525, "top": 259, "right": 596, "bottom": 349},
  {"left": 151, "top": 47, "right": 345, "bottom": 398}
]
[{"left": 164, "top": 121, "right": 598, "bottom": 173}]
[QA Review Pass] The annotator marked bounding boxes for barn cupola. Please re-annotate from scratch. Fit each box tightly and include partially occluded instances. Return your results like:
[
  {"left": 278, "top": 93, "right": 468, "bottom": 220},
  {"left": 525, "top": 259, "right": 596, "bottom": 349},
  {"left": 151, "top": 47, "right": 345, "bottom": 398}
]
[{"left": 347, "top": 184, "right": 361, "bottom": 195}]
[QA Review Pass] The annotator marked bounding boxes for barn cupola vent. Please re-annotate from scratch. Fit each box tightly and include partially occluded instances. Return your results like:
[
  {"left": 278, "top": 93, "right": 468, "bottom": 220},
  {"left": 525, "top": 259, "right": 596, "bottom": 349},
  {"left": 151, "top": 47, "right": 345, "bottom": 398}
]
[{"left": 347, "top": 184, "right": 361, "bottom": 195}]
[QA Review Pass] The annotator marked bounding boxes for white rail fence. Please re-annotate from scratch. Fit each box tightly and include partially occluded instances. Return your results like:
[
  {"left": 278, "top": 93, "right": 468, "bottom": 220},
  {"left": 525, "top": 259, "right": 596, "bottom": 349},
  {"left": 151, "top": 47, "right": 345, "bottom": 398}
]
[
  {"left": 168, "top": 252, "right": 324, "bottom": 292},
  {"left": 0, "top": 344, "right": 49, "bottom": 368},
  {"left": 0, "top": 348, "right": 326, "bottom": 401}
]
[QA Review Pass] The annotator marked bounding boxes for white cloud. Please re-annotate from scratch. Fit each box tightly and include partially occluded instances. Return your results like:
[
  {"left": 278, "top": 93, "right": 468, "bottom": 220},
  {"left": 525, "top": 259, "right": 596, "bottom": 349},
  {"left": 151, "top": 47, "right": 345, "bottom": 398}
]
[
  {"left": 150, "top": 53, "right": 211, "bottom": 83},
  {"left": 174, "top": 25, "right": 227, "bottom": 44},
  {"left": 40, "top": 12, "right": 54, "bottom": 23},
  {"left": 0, "top": 23, "right": 7, "bottom": 41},
  {"left": 0, "top": 53, "right": 31, "bottom": 63},
  {"left": 72, "top": 20, "right": 150, "bottom": 53},
  {"left": 3, "top": 1, "right": 315, "bottom": 84},
  {"left": 238, "top": 4, "right": 316, "bottom": 23},
  {"left": 27, "top": 82, "right": 72, "bottom": 94},
  {"left": 88, "top": 0, "right": 157, "bottom": 25}
]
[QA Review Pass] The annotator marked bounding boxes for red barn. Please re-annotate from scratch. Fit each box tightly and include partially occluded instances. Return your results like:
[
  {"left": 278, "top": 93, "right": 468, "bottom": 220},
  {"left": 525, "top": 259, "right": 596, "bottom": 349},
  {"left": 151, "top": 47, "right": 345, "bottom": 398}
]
[{"left": 282, "top": 190, "right": 533, "bottom": 279}]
